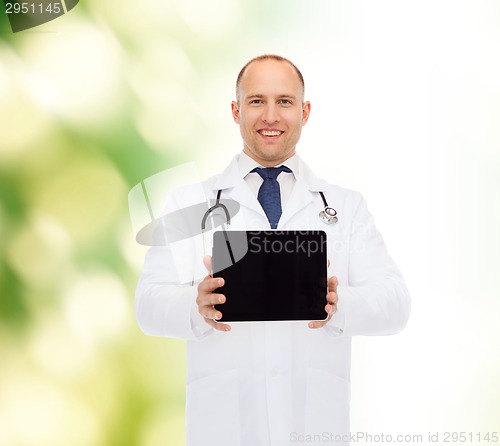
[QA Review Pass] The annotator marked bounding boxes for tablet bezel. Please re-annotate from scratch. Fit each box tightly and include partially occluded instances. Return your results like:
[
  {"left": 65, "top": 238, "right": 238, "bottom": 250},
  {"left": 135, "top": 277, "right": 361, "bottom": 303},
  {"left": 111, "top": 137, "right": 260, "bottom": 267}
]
[{"left": 212, "top": 230, "right": 328, "bottom": 322}]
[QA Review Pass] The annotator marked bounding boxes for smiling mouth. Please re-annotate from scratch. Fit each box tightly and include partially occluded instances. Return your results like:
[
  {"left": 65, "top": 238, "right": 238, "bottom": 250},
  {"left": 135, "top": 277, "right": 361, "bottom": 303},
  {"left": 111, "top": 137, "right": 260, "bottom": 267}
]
[{"left": 258, "top": 130, "right": 283, "bottom": 137}]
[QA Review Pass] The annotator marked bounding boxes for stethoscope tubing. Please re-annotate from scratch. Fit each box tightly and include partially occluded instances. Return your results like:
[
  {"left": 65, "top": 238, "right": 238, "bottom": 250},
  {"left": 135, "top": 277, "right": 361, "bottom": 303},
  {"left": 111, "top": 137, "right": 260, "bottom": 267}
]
[
  {"left": 202, "top": 190, "right": 338, "bottom": 231},
  {"left": 201, "top": 189, "right": 231, "bottom": 231}
]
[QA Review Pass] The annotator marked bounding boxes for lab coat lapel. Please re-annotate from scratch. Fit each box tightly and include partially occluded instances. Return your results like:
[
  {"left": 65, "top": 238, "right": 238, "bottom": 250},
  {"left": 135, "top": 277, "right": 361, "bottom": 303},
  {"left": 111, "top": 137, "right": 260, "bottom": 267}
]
[
  {"left": 279, "top": 158, "right": 329, "bottom": 228},
  {"left": 228, "top": 181, "right": 265, "bottom": 218},
  {"left": 212, "top": 155, "right": 266, "bottom": 219},
  {"left": 278, "top": 177, "right": 314, "bottom": 227}
]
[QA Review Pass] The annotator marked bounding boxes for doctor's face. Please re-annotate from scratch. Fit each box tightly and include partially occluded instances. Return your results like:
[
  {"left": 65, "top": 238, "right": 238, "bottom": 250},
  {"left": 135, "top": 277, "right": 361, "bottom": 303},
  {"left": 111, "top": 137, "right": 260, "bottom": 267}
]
[{"left": 231, "top": 60, "right": 311, "bottom": 167}]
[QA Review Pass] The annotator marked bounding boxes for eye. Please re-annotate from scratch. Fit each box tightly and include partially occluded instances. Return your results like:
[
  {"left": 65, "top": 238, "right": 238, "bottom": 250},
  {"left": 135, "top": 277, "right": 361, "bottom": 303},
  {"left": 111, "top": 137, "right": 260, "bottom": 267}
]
[
  {"left": 249, "top": 99, "right": 263, "bottom": 104},
  {"left": 278, "top": 99, "right": 292, "bottom": 105}
]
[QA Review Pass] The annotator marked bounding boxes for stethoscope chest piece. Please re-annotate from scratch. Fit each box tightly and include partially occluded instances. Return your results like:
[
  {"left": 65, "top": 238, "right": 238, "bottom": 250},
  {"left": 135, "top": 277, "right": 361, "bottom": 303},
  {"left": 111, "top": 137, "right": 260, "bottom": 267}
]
[
  {"left": 318, "top": 191, "right": 338, "bottom": 225},
  {"left": 319, "top": 206, "right": 338, "bottom": 225}
]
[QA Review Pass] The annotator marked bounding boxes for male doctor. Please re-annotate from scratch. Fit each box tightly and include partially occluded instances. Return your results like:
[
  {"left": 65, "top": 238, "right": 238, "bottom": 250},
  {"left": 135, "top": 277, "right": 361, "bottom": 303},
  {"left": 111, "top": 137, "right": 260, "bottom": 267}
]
[{"left": 135, "top": 55, "right": 411, "bottom": 446}]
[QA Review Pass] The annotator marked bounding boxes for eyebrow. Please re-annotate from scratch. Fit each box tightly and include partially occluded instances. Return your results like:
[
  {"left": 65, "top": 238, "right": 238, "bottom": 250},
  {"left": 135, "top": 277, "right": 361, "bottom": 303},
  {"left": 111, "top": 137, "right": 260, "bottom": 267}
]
[{"left": 246, "top": 94, "right": 298, "bottom": 100}]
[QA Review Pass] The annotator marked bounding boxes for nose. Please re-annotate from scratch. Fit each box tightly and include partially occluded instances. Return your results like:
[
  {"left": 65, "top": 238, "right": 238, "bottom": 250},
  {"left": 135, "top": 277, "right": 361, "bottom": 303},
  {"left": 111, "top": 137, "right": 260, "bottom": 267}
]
[{"left": 262, "top": 103, "right": 280, "bottom": 124}]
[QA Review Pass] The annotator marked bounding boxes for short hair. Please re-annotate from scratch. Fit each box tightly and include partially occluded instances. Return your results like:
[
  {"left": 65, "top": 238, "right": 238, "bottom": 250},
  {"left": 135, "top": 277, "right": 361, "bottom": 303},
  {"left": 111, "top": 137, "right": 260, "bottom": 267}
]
[{"left": 235, "top": 54, "right": 305, "bottom": 100}]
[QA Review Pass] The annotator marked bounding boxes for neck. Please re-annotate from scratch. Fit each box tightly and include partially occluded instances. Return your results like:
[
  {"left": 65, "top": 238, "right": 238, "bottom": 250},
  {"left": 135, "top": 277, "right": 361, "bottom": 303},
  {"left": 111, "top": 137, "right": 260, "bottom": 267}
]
[{"left": 243, "top": 149, "right": 296, "bottom": 168}]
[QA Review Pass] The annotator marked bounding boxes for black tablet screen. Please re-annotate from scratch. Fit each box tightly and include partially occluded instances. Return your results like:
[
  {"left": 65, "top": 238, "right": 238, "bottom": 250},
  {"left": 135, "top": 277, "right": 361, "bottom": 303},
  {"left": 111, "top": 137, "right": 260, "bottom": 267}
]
[{"left": 212, "top": 230, "right": 327, "bottom": 322}]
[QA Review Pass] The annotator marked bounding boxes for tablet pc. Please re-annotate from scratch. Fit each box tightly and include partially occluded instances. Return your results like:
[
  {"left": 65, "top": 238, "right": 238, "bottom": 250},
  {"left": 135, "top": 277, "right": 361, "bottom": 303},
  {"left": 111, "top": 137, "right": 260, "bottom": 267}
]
[{"left": 212, "top": 230, "right": 327, "bottom": 322}]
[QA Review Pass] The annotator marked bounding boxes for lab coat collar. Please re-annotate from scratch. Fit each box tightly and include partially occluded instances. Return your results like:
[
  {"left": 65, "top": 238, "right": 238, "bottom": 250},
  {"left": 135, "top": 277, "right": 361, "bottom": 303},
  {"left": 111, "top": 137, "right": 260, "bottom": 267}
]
[
  {"left": 212, "top": 153, "right": 329, "bottom": 193},
  {"left": 211, "top": 153, "right": 330, "bottom": 227},
  {"left": 212, "top": 154, "right": 262, "bottom": 217}
]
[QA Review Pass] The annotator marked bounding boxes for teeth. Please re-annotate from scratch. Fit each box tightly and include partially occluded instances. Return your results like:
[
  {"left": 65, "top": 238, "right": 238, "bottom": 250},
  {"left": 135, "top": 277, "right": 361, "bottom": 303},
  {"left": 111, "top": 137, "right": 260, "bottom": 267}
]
[{"left": 260, "top": 130, "right": 282, "bottom": 136}]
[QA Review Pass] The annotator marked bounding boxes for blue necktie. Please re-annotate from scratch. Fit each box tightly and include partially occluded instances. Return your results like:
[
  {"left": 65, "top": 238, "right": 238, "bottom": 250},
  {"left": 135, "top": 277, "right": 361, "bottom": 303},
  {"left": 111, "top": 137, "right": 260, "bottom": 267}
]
[{"left": 252, "top": 166, "right": 292, "bottom": 229}]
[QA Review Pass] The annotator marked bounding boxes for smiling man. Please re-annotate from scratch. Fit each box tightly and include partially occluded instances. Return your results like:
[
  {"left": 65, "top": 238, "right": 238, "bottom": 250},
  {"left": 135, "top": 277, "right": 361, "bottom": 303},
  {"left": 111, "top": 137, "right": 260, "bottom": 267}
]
[
  {"left": 135, "top": 55, "right": 411, "bottom": 446},
  {"left": 231, "top": 56, "right": 310, "bottom": 167}
]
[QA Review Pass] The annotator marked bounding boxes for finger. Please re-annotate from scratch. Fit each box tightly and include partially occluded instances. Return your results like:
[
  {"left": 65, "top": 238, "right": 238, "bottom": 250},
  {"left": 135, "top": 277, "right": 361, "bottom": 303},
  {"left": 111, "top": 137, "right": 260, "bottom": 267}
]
[
  {"left": 203, "top": 255, "right": 212, "bottom": 274},
  {"left": 326, "top": 289, "right": 338, "bottom": 315},
  {"left": 325, "top": 303, "right": 337, "bottom": 314},
  {"left": 205, "top": 318, "right": 231, "bottom": 332},
  {"left": 308, "top": 309, "right": 333, "bottom": 329},
  {"left": 203, "top": 308, "right": 232, "bottom": 332},
  {"left": 326, "top": 291, "right": 338, "bottom": 306},
  {"left": 327, "top": 276, "right": 338, "bottom": 292},
  {"left": 200, "top": 305, "right": 224, "bottom": 321},
  {"left": 198, "top": 277, "right": 225, "bottom": 294},
  {"left": 308, "top": 318, "right": 330, "bottom": 329},
  {"left": 329, "top": 276, "right": 338, "bottom": 290},
  {"left": 197, "top": 292, "right": 226, "bottom": 307},
  {"left": 328, "top": 259, "right": 331, "bottom": 268}
]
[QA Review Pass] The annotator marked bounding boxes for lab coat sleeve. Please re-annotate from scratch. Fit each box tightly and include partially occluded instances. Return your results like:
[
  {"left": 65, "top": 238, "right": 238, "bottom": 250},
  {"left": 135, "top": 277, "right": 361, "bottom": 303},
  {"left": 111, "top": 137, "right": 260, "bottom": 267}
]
[
  {"left": 135, "top": 245, "right": 213, "bottom": 340},
  {"left": 134, "top": 189, "right": 214, "bottom": 340},
  {"left": 326, "top": 192, "right": 411, "bottom": 336}
]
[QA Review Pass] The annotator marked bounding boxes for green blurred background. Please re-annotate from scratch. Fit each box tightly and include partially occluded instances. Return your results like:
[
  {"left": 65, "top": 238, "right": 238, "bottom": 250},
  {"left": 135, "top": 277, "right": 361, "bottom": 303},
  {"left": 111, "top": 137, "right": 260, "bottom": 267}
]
[{"left": 1, "top": 1, "right": 499, "bottom": 445}]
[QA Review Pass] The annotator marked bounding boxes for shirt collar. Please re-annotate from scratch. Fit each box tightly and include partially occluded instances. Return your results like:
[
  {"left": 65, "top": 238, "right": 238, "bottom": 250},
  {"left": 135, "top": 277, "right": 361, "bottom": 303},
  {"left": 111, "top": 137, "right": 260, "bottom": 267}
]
[
  {"left": 212, "top": 152, "right": 329, "bottom": 192},
  {"left": 238, "top": 151, "right": 299, "bottom": 180}
]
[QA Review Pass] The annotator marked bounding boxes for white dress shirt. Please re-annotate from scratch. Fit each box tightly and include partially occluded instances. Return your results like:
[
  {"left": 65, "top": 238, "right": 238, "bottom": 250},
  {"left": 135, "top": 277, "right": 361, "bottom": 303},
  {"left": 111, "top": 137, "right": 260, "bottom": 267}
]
[{"left": 237, "top": 151, "right": 298, "bottom": 210}]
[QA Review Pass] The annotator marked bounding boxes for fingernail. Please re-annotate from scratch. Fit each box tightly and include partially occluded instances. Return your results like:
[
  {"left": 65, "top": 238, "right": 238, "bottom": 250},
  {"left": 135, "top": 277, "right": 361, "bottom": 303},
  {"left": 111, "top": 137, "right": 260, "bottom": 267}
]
[
  {"left": 219, "top": 296, "right": 224, "bottom": 303},
  {"left": 218, "top": 279, "right": 223, "bottom": 286},
  {"left": 224, "top": 326, "right": 230, "bottom": 331}
]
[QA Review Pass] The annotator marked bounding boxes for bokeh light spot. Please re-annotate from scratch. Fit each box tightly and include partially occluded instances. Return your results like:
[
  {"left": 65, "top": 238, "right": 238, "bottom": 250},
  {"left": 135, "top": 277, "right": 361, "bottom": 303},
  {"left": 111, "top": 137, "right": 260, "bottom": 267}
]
[
  {"left": 64, "top": 272, "right": 131, "bottom": 345},
  {"left": 0, "top": 47, "right": 53, "bottom": 157},
  {"left": 0, "top": 374, "right": 100, "bottom": 446},
  {"left": 6, "top": 212, "right": 72, "bottom": 287},
  {"left": 29, "top": 315, "right": 93, "bottom": 378},
  {"left": 33, "top": 159, "right": 126, "bottom": 244},
  {"left": 140, "top": 408, "right": 185, "bottom": 446},
  {"left": 20, "top": 20, "right": 124, "bottom": 126}
]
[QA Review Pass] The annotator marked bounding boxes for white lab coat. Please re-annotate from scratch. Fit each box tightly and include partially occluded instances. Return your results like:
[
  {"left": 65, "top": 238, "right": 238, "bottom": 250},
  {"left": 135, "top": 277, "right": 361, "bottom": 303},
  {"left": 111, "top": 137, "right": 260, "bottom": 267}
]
[{"left": 135, "top": 154, "right": 411, "bottom": 446}]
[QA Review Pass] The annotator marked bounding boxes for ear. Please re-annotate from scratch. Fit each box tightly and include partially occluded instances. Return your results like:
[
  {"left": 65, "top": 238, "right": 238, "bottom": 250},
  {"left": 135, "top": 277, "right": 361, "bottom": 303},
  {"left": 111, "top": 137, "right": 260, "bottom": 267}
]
[
  {"left": 231, "top": 101, "right": 240, "bottom": 124},
  {"left": 302, "top": 101, "right": 311, "bottom": 125}
]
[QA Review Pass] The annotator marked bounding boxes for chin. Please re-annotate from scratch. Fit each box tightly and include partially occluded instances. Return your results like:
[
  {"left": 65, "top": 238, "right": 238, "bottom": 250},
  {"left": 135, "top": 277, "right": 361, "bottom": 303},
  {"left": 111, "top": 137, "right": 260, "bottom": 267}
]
[
  {"left": 245, "top": 145, "right": 293, "bottom": 164},
  {"left": 260, "top": 153, "right": 286, "bottom": 162}
]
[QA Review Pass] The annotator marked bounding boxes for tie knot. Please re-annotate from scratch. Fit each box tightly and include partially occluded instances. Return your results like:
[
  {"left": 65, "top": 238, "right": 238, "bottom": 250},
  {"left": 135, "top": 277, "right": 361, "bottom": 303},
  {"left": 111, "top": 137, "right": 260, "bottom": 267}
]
[{"left": 252, "top": 165, "right": 292, "bottom": 181}]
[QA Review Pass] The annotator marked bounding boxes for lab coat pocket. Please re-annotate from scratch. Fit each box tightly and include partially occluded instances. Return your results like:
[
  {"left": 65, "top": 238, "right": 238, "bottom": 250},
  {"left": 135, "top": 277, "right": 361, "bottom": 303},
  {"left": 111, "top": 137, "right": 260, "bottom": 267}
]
[
  {"left": 305, "top": 368, "right": 350, "bottom": 443},
  {"left": 186, "top": 369, "right": 240, "bottom": 446}
]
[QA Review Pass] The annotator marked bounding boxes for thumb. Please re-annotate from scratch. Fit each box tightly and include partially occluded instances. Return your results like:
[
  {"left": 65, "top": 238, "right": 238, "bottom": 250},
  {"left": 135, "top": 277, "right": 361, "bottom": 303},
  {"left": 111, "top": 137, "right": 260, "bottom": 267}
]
[{"left": 203, "top": 255, "right": 212, "bottom": 275}]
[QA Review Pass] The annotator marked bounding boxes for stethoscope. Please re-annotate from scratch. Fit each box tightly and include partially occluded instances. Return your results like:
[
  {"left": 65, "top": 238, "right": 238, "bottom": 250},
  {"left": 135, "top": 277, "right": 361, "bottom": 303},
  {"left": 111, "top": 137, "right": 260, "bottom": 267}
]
[
  {"left": 201, "top": 189, "right": 338, "bottom": 231},
  {"left": 318, "top": 191, "right": 338, "bottom": 224}
]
